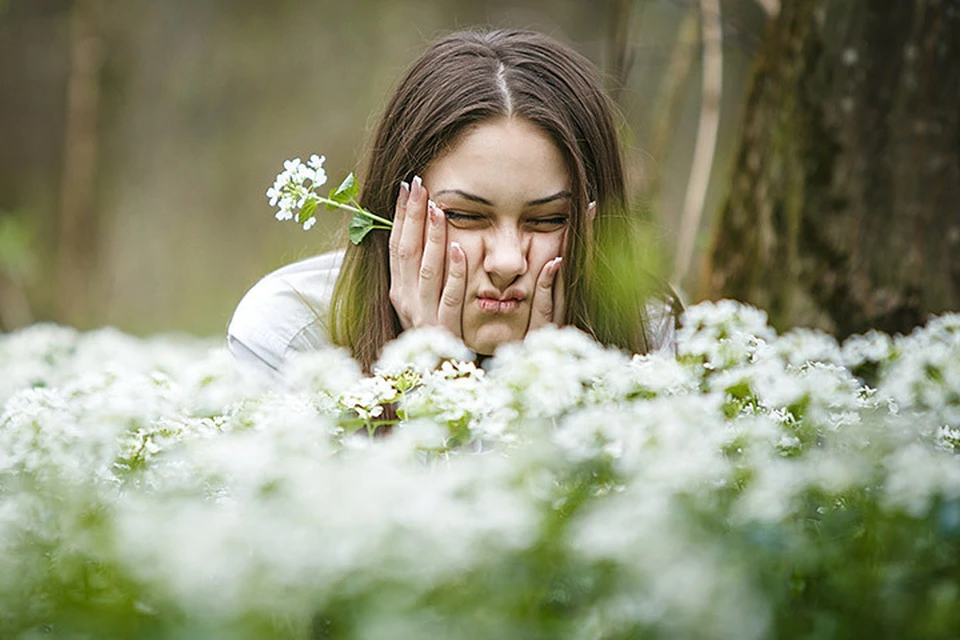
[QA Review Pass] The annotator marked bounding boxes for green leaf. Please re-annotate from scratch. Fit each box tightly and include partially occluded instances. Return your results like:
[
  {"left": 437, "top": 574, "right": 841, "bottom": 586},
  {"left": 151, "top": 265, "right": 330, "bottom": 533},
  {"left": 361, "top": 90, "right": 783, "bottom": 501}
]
[
  {"left": 349, "top": 213, "right": 375, "bottom": 245},
  {"left": 330, "top": 172, "right": 359, "bottom": 204},
  {"left": 297, "top": 198, "right": 318, "bottom": 224}
]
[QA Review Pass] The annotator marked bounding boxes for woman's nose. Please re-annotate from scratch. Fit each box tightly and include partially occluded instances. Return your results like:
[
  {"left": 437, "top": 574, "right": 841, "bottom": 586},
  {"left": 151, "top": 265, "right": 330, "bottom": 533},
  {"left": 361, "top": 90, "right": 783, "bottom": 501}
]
[{"left": 483, "top": 229, "right": 528, "bottom": 289}]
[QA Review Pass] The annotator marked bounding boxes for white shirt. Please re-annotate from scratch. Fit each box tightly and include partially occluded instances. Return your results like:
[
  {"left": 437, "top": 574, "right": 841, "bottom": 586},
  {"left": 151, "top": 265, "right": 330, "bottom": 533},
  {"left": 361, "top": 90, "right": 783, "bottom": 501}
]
[
  {"left": 227, "top": 250, "right": 676, "bottom": 376},
  {"left": 227, "top": 250, "right": 344, "bottom": 375}
]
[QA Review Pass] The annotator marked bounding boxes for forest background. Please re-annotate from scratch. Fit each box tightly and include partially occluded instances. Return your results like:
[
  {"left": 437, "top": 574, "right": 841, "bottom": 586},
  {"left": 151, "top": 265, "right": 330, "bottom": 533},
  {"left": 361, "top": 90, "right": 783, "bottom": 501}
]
[{"left": 1, "top": 0, "right": 956, "bottom": 339}]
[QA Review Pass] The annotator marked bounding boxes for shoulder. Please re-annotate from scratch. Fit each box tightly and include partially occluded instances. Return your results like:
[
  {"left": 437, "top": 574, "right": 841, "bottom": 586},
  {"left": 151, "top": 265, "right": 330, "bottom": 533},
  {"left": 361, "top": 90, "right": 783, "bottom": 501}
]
[{"left": 227, "top": 250, "right": 344, "bottom": 374}]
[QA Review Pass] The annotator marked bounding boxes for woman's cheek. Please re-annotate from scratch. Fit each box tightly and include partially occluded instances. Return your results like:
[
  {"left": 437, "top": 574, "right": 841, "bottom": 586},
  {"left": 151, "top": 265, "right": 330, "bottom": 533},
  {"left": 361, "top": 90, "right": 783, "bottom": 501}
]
[{"left": 531, "top": 231, "right": 566, "bottom": 272}]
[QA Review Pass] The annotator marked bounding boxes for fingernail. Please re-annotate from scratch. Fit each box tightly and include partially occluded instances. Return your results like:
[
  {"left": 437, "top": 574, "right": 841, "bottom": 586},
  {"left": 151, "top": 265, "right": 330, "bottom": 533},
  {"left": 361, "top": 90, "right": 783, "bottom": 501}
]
[
  {"left": 551, "top": 257, "right": 563, "bottom": 274},
  {"left": 450, "top": 241, "right": 463, "bottom": 263},
  {"left": 428, "top": 200, "right": 443, "bottom": 225},
  {"left": 411, "top": 175, "right": 422, "bottom": 199},
  {"left": 398, "top": 181, "right": 410, "bottom": 206}
]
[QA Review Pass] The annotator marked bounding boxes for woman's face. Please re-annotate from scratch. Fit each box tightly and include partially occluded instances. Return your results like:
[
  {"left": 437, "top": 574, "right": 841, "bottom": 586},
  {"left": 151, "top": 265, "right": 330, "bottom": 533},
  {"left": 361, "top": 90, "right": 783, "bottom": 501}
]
[{"left": 422, "top": 116, "right": 571, "bottom": 355}]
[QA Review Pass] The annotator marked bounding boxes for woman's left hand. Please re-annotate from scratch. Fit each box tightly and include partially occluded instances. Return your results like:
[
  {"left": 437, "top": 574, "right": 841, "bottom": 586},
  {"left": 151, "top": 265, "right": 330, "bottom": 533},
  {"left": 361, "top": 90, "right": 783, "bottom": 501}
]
[{"left": 526, "top": 256, "right": 564, "bottom": 333}]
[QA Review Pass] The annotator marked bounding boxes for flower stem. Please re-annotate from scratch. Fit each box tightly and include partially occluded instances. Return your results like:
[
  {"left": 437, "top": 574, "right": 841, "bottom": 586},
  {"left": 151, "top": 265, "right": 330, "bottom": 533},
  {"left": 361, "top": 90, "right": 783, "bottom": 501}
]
[{"left": 316, "top": 196, "right": 393, "bottom": 227}]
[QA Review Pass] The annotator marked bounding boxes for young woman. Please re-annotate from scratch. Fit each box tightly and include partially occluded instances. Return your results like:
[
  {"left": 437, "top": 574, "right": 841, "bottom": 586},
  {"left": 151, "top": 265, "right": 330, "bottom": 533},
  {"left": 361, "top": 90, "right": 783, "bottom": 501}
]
[{"left": 228, "top": 29, "right": 680, "bottom": 375}]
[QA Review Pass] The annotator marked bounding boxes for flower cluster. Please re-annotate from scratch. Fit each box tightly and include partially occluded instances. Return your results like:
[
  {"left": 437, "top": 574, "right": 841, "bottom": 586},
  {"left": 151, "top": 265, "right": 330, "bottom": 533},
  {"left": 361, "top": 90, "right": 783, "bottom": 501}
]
[
  {"left": 266, "top": 154, "right": 392, "bottom": 243},
  {"left": 1, "top": 301, "right": 959, "bottom": 639},
  {"left": 266, "top": 155, "right": 328, "bottom": 230}
]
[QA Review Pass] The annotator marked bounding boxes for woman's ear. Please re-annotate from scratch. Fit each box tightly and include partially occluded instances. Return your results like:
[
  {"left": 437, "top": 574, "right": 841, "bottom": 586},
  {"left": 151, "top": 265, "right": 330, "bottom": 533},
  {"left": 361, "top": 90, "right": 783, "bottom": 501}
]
[{"left": 587, "top": 201, "right": 596, "bottom": 222}]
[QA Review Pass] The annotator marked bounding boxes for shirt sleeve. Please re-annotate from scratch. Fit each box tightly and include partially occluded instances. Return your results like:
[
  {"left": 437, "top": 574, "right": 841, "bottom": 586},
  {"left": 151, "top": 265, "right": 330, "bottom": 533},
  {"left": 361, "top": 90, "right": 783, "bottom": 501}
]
[
  {"left": 226, "top": 250, "right": 344, "bottom": 377},
  {"left": 646, "top": 297, "right": 679, "bottom": 356}
]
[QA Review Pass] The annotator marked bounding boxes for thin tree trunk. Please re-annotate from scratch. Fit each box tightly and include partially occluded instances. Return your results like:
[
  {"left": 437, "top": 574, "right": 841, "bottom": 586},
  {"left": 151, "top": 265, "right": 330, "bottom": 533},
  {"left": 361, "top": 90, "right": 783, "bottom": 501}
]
[
  {"left": 606, "top": 0, "right": 636, "bottom": 102},
  {"left": 57, "top": 0, "right": 102, "bottom": 326},
  {"left": 672, "top": 0, "right": 723, "bottom": 287},
  {"left": 752, "top": 0, "right": 780, "bottom": 18},
  {"left": 646, "top": 6, "right": 699, "bottom": 197},
  {"left": 704, "top": 0, "right": 960, "bottom": 338}
]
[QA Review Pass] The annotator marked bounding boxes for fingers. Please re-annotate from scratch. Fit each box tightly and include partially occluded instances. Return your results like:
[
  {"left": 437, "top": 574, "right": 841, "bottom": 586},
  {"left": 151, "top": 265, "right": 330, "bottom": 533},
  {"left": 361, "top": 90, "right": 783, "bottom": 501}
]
[
  {"left": 437, "top": 242, "right": 467, "bottom": 337},
  {"left": 528, "top": 257, "right": 563, "bottom": 333},
  {"left": 397, "top": 175, "right": 427, "bottom": 299},
  {"left": 418, "top": 200, "right": 447, "bottom": 313},
  {"left": 388, "top": 180, "right": 410, "bottom": 290},
  {"left": 387, "top": 176, "right": 466, "bottom": 338},
  {"left": 552, "top": 257, "right": 566, "bottom": 324}
]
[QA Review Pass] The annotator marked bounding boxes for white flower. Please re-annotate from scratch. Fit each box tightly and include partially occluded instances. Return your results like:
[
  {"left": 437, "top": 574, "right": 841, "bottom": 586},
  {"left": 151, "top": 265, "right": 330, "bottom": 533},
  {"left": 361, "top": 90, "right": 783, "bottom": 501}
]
[
  {"left": 375, "top": 326, "right": 473, "bottom": 376},
  {"left": 307, "top": 153, "right": 327, "bottom": 183},
  {"left": 4, "top": 302, "right": 960, "bottom": 635},
  {"left": 841, "top": 329, "right": 894, "bottom": 368},
  {"left": 678, "top": 300, "right": 776, "bottom": 372},
  {"left": 266, "top": 154, "right": 329, "bottom": 230},
  {"left": 266, "top": 186, "right": 280, "bottom": 207},
  {"left": 935, "top": 425, "right": 960, "bottom": 452},
  {"left": 339, "top": 375, "right": 402, "bottom": 421},
  {"left": 883, "top": 442, "right": 960, "bottom": 517},
  {"left": 489, "top": 325, "right": 628, "bottom": 419},
  {"left": 400, "top": 360, "right": 493, "bottom": 443},
  {"left": 282, "top": 345, "right": 362, "bottom": 398},
  {"left": 621, "top": 352, "right": 698, "bottom": 398},
  {"left": 773, "top": 328, "right": 843, "bottom": 367}
]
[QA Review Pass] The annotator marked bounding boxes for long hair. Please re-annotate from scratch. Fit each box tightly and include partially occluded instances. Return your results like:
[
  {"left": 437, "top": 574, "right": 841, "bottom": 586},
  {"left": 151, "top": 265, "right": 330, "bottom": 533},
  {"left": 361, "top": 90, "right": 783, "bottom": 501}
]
[{"left": 329, "top": 29, "right": 678, "bottom": 371}]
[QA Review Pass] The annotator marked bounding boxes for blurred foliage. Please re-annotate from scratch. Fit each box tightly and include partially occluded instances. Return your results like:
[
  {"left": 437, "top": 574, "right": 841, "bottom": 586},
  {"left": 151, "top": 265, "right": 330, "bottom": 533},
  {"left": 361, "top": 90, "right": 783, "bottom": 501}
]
[{"left": 0, "top": 213, "right": 35, "bottom": 280}]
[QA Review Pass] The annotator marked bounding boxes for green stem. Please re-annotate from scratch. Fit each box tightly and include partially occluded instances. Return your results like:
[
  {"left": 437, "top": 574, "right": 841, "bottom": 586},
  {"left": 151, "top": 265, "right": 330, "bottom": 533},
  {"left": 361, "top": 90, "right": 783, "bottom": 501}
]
[
  {"left": 316, "top": 196, "right": 393, "bottom": 227},
  {"left": 340, "top": 417, "right": 400, "bottom": 430}
]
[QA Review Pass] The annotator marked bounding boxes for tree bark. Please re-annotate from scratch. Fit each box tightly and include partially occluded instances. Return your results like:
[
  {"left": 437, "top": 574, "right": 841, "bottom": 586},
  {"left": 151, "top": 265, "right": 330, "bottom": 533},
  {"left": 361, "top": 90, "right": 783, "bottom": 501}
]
[{"left": 703, "top": 0, "right": 960, "bottom": 338}]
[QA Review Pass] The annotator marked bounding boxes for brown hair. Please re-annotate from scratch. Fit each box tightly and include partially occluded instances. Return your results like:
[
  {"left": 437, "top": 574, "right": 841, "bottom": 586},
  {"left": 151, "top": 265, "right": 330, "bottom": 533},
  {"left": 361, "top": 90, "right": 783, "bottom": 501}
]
[{"left": 329, "top": 28, "right": 679, "bottom": 371}]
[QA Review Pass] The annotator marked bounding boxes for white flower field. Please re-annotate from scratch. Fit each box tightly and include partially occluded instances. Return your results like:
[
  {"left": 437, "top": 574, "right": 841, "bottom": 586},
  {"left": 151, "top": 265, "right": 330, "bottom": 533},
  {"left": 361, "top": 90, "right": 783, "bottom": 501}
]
[{"left": 2, "top": 301, "right": 959, "bottom": 638}]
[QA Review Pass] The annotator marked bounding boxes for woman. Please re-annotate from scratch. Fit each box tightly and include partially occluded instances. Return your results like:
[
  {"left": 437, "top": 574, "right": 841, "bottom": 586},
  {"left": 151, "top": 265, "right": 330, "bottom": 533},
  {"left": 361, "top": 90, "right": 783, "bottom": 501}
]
[{"left": 228, "top": 29, "right": 680, "bottom": 375}]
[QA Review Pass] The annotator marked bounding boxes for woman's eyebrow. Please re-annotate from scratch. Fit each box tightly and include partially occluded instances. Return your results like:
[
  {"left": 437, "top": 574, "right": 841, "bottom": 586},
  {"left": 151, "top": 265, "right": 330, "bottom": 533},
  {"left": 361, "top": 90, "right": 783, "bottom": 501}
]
[
  {"left": 432, "top": 189, "right": 495, "bottom": 206},
  {"left": 432, "top": 189, "right": 572, "bottom": 207},
  {"left": 525, "top": 191, "right": 572, "bottom": 207}
]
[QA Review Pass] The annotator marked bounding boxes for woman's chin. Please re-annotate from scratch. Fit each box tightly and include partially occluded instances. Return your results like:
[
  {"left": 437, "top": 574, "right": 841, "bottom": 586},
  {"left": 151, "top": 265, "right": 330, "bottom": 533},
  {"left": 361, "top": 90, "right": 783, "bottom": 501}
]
[{"left": 464, "top": 322, "right": 527, "bottom": 357}]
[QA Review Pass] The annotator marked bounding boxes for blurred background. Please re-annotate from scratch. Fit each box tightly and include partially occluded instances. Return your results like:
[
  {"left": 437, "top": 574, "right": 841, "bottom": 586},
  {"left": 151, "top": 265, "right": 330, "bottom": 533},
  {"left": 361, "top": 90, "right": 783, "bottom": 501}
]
[
  {"left": 0, "top": 0, "right": 765, "bottom": 336},
  {"left": 1, "top": 0, "right": 957, "bottom": 339}
]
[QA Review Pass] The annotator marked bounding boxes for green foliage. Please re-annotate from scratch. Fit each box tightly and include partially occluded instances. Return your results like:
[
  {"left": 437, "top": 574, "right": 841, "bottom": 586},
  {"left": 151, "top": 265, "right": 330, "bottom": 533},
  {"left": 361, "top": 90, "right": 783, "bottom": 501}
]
[
  {"left": 348, "top": 213, "right": 376, "bottom": 245},
  {"left": 297, "top": 198, "right": 318, "bottom": 225},
  {"left": 328, "top": 172, "right": 359, "bottom": 207}
]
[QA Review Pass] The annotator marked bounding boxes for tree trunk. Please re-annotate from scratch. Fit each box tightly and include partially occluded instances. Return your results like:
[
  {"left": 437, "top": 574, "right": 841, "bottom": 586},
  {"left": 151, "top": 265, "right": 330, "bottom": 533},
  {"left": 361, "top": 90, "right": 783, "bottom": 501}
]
[
  {"left": 57, "top": 0, "right": 102, "bottom": 326},
  {"left": 703, "top": 0, "right": 960, "bottom": 338}
]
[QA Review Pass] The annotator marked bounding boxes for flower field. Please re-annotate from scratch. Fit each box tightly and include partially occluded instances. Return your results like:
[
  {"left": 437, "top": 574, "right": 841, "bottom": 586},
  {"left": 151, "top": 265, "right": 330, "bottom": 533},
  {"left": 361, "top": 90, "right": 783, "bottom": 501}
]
[{"left": 2, "top": 301, "right": 959, "bottom": 639}]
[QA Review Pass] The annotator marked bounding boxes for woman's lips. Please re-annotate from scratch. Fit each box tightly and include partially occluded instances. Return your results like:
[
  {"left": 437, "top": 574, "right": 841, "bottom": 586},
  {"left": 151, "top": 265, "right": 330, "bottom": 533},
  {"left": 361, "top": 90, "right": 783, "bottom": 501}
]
[{"left": 476, "top": 297, "right": 521, "bottom": 313}]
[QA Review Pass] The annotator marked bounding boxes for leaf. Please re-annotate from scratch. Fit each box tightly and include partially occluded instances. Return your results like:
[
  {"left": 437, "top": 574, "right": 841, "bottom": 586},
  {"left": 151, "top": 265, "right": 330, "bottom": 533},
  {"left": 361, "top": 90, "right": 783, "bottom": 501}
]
[
  {"left": 349, "top": 213, "right": 375, "bottom": 245},
  {"left": 330, "top": 172, "right": 359, "bottom": 204},
  {"left": 298, "top": 197, "right": 318, "bottom": 224}
]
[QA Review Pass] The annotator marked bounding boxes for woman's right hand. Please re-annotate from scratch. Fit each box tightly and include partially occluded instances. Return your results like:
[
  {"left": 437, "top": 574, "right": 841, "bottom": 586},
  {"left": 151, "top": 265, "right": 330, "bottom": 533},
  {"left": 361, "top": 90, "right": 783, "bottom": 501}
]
[{"left": 388, "top": 176, "right": 468, "bottom": 337}]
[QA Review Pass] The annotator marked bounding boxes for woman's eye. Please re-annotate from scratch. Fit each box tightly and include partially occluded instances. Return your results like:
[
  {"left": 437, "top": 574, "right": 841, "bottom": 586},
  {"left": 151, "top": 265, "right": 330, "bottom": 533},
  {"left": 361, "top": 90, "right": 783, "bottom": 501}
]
[
  {"left": 444, "top": 211, "right": 486, "bottom": 228},
  {"left": 527, "top": 216, "right": 569, "bottom": 230}
]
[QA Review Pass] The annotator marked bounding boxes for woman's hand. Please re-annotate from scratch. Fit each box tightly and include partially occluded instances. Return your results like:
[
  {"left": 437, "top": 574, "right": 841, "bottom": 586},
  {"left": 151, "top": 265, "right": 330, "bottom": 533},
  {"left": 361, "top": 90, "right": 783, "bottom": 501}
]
[
  {"left": 527, "top": 205, "right": 588, "bottom": 334},
  {"left": 527, "top": 256, "right": 564, "bottom": 333},
  {"left": 388, "top": 176, "right": 467, "bottom": 336}
]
